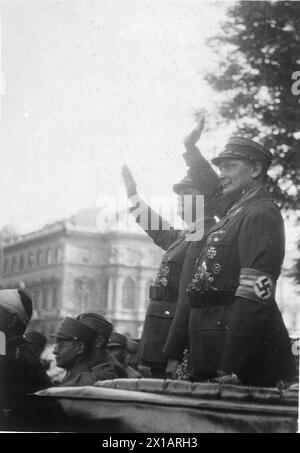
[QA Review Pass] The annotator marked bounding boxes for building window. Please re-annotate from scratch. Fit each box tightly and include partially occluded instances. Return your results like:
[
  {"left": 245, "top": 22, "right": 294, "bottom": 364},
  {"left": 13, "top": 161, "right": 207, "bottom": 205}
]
[
  {"left": 11, "top": 255, "right": 18, "bottom": 273},
  {"left": 3, "top": 258, "right": 10, "bottom": 275},
  {"left": 28, "top": 252, "right": 34, "bottom": 268},
  {"left": 122, "top": 277, "right": 135, "bottom": 310},
  {"left": 55, "top": 246, "right": 63, "bottom": 263},
  {"left": 36, "top": 250, "right": 43, "bottom": 266},
  {"left": 46, "top": 248, "right": 52, "bottom": 265},
  {"left": 42, "top": 287, "right": 48, "bottom": 309},
  {"left": 19, "top": 254, "right": 25, "bottom": 271},
  {"left": 75, "top": 279, "right": 94, "bottom": 310}
]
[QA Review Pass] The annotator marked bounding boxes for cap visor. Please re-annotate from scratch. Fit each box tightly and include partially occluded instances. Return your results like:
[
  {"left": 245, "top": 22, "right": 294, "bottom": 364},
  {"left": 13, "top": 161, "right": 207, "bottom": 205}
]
[
  {"left": 107, "top": 342, "right": 125, "bottom": 348},
  {"left": 50, "top": 333, "right": 75, "bottom": 341}
]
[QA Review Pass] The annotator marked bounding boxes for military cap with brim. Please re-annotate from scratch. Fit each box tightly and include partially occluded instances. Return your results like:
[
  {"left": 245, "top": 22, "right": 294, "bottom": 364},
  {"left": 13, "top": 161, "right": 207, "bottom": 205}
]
[
  {"left": 211, "top": 136, "right": 273, "bottom": 167},
  {"left": 76, "top": 312, "right": 113, "bottom": 341},
  {"left": 107, "top": 332, "right": 128, "bottom": 349},
  {"left": 173, "top": 175, "right": 197, "bottom": 195},
  {"left": 50, "top": 317, "right": 98, "bottom": 344}
]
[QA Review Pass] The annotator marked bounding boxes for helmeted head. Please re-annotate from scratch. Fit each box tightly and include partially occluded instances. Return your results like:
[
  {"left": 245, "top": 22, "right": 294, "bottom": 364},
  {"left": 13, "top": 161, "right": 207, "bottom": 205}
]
[
  {"left": 107, "top": 332, "right": 128, "bottom": 364},
  {"left": 0, "top": 289, "right": 32, "bottom": 340},
  {"left": 212, "top": 136, "right": 272, "bottom": 198},
  {"left": 51, "top": 317, "right": 98, "bottom": 370},
  {"left": 76, "top": 312, "right": 113, "bottom": 350}
]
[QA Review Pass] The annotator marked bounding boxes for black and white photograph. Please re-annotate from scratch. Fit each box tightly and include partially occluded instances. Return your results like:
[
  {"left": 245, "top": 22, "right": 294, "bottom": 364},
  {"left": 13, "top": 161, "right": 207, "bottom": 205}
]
[{"left": 0, "top": 0, "right": 299, "bottom": 435}]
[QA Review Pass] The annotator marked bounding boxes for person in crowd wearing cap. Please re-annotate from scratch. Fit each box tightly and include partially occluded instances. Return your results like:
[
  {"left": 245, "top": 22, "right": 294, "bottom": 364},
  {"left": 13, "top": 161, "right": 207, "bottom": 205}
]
[
  {"left": 107, "top": 332, "right": 142, "bottom": 378},
  {"left": 24, "top": 330, "right": 49, "bottom": 369},
  {"left": 0, "top": 289, "right": 52, "bottom": 429},
  {"left": 164, "top": 135, "right": 297, "bottom": 386},
  {"left": 75, "top": 312, "right": 117, "bottom": 382},
  {"left": 122, "top": 116, "right": 231, "bottom": 379},
  {"left": 52, "top": 316, "right": 100, "bottom": 386}
]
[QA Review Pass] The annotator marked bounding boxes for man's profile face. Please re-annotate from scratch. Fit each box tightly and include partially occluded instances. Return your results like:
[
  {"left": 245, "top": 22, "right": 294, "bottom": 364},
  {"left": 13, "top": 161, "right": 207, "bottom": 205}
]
[
  {"left": 53, "top": 339, "right": 79, "bottom": 370},
  {"left": 218, "top": 159, "right": 253, "bottom": 198}
]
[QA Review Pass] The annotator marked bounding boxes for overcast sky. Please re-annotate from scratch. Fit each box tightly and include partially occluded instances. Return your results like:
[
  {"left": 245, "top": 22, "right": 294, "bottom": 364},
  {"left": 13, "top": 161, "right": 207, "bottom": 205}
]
[
  {"left": 0, "top": 0, "right": 298, "bottom": 249},
  {"left": 0, "top": 0, "right": 235, "bottom": 234}
]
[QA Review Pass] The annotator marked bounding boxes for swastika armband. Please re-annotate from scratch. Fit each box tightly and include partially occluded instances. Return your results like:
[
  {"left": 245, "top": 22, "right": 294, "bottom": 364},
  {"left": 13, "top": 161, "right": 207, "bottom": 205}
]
[{"left": 235, "top": 268, "right": 275, "bottom": 302}]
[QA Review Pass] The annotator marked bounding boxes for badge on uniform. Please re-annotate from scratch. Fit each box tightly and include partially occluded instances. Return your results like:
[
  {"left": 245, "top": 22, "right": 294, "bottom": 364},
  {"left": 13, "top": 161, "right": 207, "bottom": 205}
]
[
  {"left": 207, "top": 246, "right": 217, "bottom": 259},
  {"left": 211, "top": 263, "right": 222, "bottom": 275},
  {"left": 160, "top": 277, "right": 168, "bottom": 287},
  {"left": 254, "top": 276, "right": 273, "bottom": 300}
]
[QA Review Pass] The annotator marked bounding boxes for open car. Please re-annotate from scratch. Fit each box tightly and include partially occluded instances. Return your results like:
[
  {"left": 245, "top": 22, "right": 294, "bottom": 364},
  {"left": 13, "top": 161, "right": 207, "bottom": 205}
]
[{"left": 12, "top": 378, "right": 299, "bottom": 433}]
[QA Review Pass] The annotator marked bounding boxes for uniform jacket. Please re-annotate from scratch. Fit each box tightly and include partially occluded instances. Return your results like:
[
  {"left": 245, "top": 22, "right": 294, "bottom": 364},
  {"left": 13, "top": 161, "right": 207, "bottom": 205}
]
[
  {"left": 1, "top": 338, "right": 52, "bottom": 429},
  {"left": 165, "top": 186, "right": 296, "bottom": 386},
  {"left": 59, "top": 359, "right": 116, "bottom": 387}
]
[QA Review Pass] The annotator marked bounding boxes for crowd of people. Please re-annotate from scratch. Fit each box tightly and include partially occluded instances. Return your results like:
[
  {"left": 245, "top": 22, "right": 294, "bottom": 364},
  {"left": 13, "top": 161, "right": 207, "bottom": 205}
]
[{"left": 0, "top": 116, "right": 298, "bottom": 429}]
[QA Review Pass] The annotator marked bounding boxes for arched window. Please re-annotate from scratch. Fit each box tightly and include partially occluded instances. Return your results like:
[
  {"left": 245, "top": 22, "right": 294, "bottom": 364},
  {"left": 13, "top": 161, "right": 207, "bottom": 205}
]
[
  {"left": 122, "top": 277, "right": 135, "bottom": 310},
  {"left": 75, "top": 279, "right": 94, "bottom": 310},
  {"left": 55, "top": 246, "right": 63, "bottom": 263}
]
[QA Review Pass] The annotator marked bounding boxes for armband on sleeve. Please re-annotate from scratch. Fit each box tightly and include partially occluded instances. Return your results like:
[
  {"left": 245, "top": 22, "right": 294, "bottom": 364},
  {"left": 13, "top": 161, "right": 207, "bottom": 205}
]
[{"left": 235, "top": 268, "right": 276, "bottom": 302}]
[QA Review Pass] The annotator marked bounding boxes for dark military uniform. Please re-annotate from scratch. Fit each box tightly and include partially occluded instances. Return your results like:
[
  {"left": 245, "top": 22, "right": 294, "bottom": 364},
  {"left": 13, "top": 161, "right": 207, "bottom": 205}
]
[
  {"left": 165, "top": 138, "right": 297, "bottom": 386},
  {"left": 1, "top": 338, "right": 52, "bottom": 430},
  {"left": 130, "top": 153, "right": 230, "bottom": 375},
  {"left": 59, "top": 360, "right": 116, "bottom": 386}
]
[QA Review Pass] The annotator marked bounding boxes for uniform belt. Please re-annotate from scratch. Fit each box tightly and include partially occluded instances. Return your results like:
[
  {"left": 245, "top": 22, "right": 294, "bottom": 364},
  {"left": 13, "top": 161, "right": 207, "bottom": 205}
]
[
  {"left": 188, "top": 289, "right": 236, "bottom": 308},
  {"left": 149, "top": 285, "right": 178, "bottom": 303}
]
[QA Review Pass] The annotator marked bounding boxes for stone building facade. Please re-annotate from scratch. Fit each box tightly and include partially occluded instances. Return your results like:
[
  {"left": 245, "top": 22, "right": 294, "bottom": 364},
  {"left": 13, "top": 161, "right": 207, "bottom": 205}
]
[
  {"left": 0, "top": 211, "right": 163, "bottom": 339},
  {"left": 0, "top": 209, "right": 299, "bottom": 339}
]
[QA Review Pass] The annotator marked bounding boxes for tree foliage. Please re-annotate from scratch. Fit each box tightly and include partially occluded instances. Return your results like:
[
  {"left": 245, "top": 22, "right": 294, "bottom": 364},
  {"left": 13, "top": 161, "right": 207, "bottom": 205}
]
[
  {"left": 205, "top": 0, "right": 300, "bottom": 283},
  {"left": 205, "top": 0, "right": 300, "bottom": 211}
]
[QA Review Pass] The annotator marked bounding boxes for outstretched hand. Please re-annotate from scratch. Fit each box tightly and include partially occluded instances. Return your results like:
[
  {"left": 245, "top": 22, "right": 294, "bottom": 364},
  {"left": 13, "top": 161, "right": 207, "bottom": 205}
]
[
  {"left": 183, "top": 115, "right": 205, "bottom": 150},
  {"left": 122, "top": 164, "right": 137, "bottom": 197}
]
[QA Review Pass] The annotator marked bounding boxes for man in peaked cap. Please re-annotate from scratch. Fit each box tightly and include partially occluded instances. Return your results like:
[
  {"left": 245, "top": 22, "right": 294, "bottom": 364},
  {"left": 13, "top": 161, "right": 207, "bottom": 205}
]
[
  {"left": 52, "top": 317, "right": 99, "bottom": 386},
  {"left": 166, "top": 134, "right": 297, "bottom": 386},
  {"left": 75, "top": 312, "right": 117, "bottom": 382}
]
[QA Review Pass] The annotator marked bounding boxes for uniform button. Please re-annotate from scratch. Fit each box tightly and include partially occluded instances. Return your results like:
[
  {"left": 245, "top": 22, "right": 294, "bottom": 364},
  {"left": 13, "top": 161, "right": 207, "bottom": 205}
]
[{"left": 165, "top": 310, "right": 170, "bottom": 315}]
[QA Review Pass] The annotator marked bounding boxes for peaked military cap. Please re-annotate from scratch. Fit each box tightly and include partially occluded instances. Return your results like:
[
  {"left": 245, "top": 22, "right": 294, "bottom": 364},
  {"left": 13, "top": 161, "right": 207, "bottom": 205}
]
[
  {"left": 107, "top": 332, "right": 128, "bottom": 349},
  {"left": 24, "top": 330, "right": 47, "bottom": 348},
  {"left": 76, "top": 312, "right": 113, "bottom": 341},
  {"left": 212, "top": 136, "right": 273, "bottom": 168},
  {"left": 51, "top": 317, "right": 98, "bottom": 345},
  {"left": 173, "top": 174, "right": 198, "bottom": 195}
]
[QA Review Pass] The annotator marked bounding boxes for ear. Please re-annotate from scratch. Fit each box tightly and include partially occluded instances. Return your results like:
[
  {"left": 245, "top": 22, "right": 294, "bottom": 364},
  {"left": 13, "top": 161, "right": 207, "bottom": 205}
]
[
  {"left": 250, "top": 162, "right": 263, "bottom": 179},
  {"left": 96, "top": 335, "right": 106, "bottom": 349},
  {"left": 76, "top": 342, "right": 86, "bottom": 355}
]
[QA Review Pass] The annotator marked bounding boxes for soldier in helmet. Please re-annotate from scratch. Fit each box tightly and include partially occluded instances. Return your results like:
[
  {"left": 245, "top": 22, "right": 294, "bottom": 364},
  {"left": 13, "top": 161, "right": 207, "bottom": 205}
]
[{"left": 164, "top": 136, "right": 297, "bottom": 386}]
